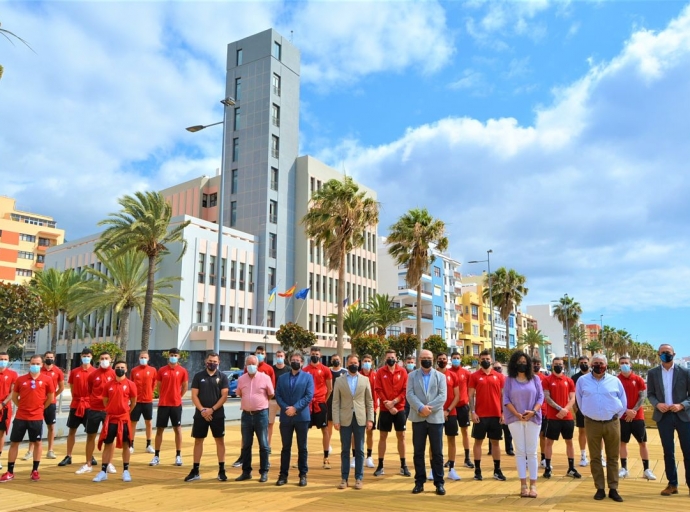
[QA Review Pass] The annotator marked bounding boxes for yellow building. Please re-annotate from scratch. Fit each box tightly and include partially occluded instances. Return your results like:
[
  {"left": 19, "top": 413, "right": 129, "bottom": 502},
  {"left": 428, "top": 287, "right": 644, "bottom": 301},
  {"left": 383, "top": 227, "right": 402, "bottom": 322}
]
[
  {"left": 456, "top": 283, "right": 492, "bottom": 357},
  {"left": 0, "top": 196, "right": 65, "bottom": 284}
]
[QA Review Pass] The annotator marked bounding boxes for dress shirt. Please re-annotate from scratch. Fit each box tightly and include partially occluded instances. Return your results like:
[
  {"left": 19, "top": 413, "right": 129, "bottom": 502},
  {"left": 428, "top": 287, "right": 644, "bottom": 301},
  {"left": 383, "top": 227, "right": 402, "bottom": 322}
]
[
  {"left": 575, "top": 373, "right": 627, "bottom": 421},
  {"left": 662, "top": 365, "right": 674, "bottom": 406},
  {"left": 237, "top": 372, "right": 274, "bottom": 411},
  {"left": 422, "top": 371, "right": 431, "bottom": 393},
  {"left": 289, "top": 371, "right": 299, "bottom": 390},
  {"left": 346, "top": 373, "right": 358, "bottom": 396}
]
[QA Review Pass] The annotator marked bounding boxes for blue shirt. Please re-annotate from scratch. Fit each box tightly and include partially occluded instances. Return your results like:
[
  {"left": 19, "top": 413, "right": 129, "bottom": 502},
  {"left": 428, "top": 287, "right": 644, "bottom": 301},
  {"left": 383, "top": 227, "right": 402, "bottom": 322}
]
[
  {"left": 289, "top": 371, "right": 299, "bottom": 390},
  {"left": 575, "top": 373, "right": 627, "bottom": 421},
  {"left": 418, "top": 371, "right": 432, "bottom": 412},
  {"left": 346, "top": 373, "right": 358, "bottom": 396}
]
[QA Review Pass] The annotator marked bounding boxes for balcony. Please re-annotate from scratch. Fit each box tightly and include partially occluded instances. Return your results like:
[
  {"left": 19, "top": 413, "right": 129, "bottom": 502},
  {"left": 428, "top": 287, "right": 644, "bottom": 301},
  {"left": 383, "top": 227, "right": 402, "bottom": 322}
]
[
  {"left": 273, "top": 86, "right": 281, "bottom": 96},
  {"left": 272, "top": 116, "right": 280, "bottom": 127}
]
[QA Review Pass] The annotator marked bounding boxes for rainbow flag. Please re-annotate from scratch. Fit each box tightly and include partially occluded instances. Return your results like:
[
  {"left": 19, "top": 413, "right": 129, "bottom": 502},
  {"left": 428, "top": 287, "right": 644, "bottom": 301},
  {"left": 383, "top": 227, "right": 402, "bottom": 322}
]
[
  {"left": 349, "top": 299, "right": 360, "bottom": 310},
  {"left": 278, "top": 284, "right": 297, "bottom": 298}
]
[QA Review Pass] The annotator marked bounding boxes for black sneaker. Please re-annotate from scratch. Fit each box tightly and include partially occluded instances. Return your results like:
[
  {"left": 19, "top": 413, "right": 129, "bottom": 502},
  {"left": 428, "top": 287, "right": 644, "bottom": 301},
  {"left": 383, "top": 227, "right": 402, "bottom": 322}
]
[
  {"left": 474, "top": 471, "right": 483, "bottom": 481},
  {"left": 184, "top": 470, "right": 200, "bottom": 482},
  {"left": 91, "top": 457, "right": 98, "bottom": 466},
  {"left": 400, "top": 466, "right": 411, "bottom": 477},
  {"left": 373, "top": 467, "right": 385, "bottom": 477},
  {"left": 231, "top": 457, "right": 243, "bottom": 468},
  {"left": 567, "top": 468, "right": 582, "bottom": 479},
  {"left": 493, "top": 469, "right": 506, "bottom": 481},
  {"left": 217, "top": 470, "right": 227, "bottom": 482},
  {"left": 464, "top": 459, "right": 475, "bottom": 469},
  {"left": 543, "top": 467, "right": 552, "bottom": 479},
  {"left": 57, "top": 456, "right": 72, "bottom": 467}
]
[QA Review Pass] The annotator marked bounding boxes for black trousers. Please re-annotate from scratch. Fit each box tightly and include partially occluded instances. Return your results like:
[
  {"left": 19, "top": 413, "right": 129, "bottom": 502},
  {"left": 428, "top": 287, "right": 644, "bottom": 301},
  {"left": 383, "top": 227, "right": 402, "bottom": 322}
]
[
  {"left": 657, "top": 412, "right": 690, "bottom": 487},
  {"left": 412, "top": 421, "right": 444, "bottom": 486},
  {"left": 279, "top": 420, "right": 309, "bottom": 478}
]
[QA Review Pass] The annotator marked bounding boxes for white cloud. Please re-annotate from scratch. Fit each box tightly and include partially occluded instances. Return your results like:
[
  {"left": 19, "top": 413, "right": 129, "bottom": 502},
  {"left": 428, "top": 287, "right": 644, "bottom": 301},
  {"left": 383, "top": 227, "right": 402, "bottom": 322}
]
[{"left": 463, "top": 0, "right": 552, "bottom": 47}]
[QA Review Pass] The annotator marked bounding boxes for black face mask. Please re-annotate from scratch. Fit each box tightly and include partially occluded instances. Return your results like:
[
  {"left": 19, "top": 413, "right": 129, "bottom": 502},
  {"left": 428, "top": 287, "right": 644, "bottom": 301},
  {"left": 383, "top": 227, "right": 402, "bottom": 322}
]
[
  {"left": 206, "top": 363, "right": 218, "bottom": 371},
  {"left": 331, "top": 360, "right": 340, "bottom": 367},
  {"left": 386, "top": 358, "right": 396, "bottom": 367},
  {"left": 533, "top": 366, "right": 541, "bottom": 373},
  {"left": 480, "top": 360, "right": 491, "bottom": 369},
  {"left": 437, "top": 360, "right": 447, "bottom": 368},
  {"left": 592, "top": 364, "right": 606, "bottom": 375},
  {"left": 45, "top": 359, "right": 54, "bottom": 366},
  {"left": 420, "top": 359, "right": 433, "bottom": 369},
  {"left": 516, "top": 364, "right": 528, "bottom": 373},
  {"left": 579, "top": 363, "right": 589, "bottom": 372},
  {"left": 553, "top": 365, "right": 563, "bottom": 374},
  {"left": 290, "top": 361, "right": 301, "bottom": 371},
  {"left": 115, "top": 368, "right": 126, "bottom": 377},
  {"left": 348, "top": 364, "right": 360, "bottom": 374},
  {"left": 310, "top": 355, "right": 320, "bottom": 364},
  {"left": 493, "top": 367, "right": 502, "bottom": 373}
]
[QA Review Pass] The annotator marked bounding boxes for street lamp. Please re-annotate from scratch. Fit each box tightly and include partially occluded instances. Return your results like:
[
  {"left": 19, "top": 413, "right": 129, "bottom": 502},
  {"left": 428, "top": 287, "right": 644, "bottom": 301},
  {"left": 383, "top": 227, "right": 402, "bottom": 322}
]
[
  {"left": 468, "top": 249, "right": 494, "bottom": 361},
  {"left": 186, "top": 97, "right": 236, "bottom": 356},
  {"left": 552, "top": 294, "right": 570, "bottom": 373}
]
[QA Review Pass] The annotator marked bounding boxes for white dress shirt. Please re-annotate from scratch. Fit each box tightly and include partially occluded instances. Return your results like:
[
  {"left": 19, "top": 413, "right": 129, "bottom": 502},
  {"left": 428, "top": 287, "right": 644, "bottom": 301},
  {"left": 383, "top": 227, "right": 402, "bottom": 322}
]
[{"left": 662, "top": 365, "right": 674, "bottom": 406}]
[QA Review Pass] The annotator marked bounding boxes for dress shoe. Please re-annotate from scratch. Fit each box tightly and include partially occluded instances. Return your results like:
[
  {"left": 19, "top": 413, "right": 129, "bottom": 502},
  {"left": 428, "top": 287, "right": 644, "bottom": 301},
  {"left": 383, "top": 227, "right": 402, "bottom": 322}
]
[
  {"left": 412, "top": 484, "right": 424, "bottom": 494},
  {"left": 594, "top": 489, "right": 606, "bottom": 500},
  {"left": 660, "top": 484, "right": 678, "bottom": 496},
  {"left": 608, "top": 489, "right": 623, "bottom": 502},
  {"left": 276, "top": 477, "right": 287, "bottom": 486},
  {"left": 354, "top": 479, "right": 363, "bottom": 490},
  {"left": 505, "top": 449, "right": 515, "bottom": 456},
  {"left": 436, "top": 484, "right": 446, "bottom": 496},
  {"left": 259, "top": 473, "right": 268, "bottom": 483},
  {"left": 298, "top": 475, "right": 307, "bottom": 487},
  {"left": 235, "top": 473, "right": 252, "bottom": 482}
]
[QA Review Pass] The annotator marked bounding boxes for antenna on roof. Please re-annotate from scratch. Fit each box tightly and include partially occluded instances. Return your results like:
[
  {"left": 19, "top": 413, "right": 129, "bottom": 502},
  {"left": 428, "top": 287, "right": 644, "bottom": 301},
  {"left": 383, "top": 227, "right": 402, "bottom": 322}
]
[{"left": 290, "top": 30, "right": 293, "bottom": 43}]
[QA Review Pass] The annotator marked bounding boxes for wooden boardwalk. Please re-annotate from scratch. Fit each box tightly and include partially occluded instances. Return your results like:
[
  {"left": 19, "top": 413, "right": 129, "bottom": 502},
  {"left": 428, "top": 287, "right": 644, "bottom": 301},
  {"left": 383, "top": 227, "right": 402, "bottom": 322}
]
[{"left": 0, "top": 425, "right": 685, "bottom": 511}]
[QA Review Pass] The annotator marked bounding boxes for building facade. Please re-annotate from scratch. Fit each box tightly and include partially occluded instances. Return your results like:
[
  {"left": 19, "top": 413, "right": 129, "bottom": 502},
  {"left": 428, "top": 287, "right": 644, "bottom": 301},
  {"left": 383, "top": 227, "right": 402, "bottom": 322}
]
[{"left": 526, "top": 304, "right": 567, "bottom": 360}]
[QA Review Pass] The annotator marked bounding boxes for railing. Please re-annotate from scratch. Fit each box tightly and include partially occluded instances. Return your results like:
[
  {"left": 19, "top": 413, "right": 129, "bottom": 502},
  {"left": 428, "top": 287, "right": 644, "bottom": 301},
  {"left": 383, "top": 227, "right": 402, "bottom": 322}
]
[
  {"left": 272, "top": 116, "right": 280, "bottom": 127},
  {"left": 271, "top": 149, "right": 279, "bottom": 158},
  {"left": 273, "top": 86, "right": 281, "bottom": 96}
]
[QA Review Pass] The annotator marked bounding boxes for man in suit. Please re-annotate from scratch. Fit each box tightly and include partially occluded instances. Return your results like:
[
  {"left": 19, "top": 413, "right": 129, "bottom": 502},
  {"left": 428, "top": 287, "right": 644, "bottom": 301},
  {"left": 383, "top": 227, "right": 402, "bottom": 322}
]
[
  {"left": 407, "top": 349, "right": 447, "bottom": 496},
  {"left": 274, "top": 352, "right": 314, "bottom": 487},
  {"left": 646, "top": 343, "right": 690, "bottom": 497},
  {"left": 332, "top": 354, "right": 374, "bottom": 490}
]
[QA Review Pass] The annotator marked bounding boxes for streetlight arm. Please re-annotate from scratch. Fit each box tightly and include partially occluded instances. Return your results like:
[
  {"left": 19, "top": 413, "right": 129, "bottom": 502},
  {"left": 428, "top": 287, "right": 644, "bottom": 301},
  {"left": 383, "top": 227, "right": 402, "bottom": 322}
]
[{"left": 186, "top": 121, "right": 224, "bottom": 132}]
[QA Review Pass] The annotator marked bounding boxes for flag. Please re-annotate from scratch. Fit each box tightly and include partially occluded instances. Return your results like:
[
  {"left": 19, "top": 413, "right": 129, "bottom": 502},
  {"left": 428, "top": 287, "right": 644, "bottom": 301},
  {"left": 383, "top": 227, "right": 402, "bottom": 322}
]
[
  {"left": 294, "top": 287, "right": 311, "bottom": 300},
  {"left": 349, "top": 299, "right": 360, "bottom": 310},
  {"left": 343, "top": 297, "right": 349, "bottom": 307},
  {"left": 268, "top": 287, "right": 277, "bottom": 304},
  {"left": 278, "top": 284, "right": 297, "bottom": 298}
]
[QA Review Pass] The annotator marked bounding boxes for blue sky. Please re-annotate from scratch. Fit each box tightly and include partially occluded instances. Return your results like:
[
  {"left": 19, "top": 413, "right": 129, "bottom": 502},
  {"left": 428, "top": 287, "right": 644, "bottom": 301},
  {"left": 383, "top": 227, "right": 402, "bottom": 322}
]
[{"left": 2, "top": 1, "right": 689, "bottom": 356}]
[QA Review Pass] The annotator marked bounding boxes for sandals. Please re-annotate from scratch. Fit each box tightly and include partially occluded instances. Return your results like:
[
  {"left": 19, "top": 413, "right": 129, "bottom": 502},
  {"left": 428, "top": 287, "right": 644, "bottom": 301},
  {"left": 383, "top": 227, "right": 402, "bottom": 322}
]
[
  {"left": 529, "top": 484, "right": 538, "bottom": 498},
  {"left": 520, "top": 484, "right": 530, "bottom": 497}
]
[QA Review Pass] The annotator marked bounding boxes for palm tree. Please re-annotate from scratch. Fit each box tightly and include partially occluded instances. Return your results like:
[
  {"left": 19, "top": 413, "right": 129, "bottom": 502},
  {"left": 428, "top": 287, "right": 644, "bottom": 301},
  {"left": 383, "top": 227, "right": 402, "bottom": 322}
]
[
  {"left": 301, "top": 177, "right": 379, "bottom": 359},
  {"left": 96, "top": 191, "right": 190, "bottom": 352},
  {"left": 569, "top": 324, "right": 587, "bottom": 357},
  {"left": 74, "top": 249, "right": 181, "bottom": 354},
  {"left": 366, "top": 293, "right": 412, "bottom": 338},
  {"left": 613, "top": 329, "right": 632, "bottom": 358},
  {"left": 0, "top": 22, "right": 34, "bottom": 81},
  {"left": 387, "top": 208, "right": 448, "bottom": 363},
  {"left": 329, "top": 307, "right": 376, "bottom": 340},
  {"left": 584, "top": 340, "right": 602, "bottom": 355},
  {"left": 59, "top": 270, "right": 90, "bottom": 373},
  {"left": 600, "top": 325, "right": 618, "bottom": 359},
  {"left": 31, "top": 268, "right": 74, "bottom": 354},
  {"left": 518, "top": 326, "right": 547, "bottom": 358},
  {"left": 483, "top": 267, "right": 528, "bottom": 352},
  {"left": 552, "top": 295, "right": 582, "bottom": 359}
]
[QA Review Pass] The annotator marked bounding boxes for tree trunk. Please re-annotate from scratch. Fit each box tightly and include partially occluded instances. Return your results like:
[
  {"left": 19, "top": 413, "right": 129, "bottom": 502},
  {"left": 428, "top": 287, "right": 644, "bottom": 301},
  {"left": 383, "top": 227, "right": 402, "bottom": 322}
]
[
  {"left": 336, "top": 251, "right": 346, "bottom": 360},
  {"left": 119, "top": 307, "right": 131, "bottom": 356},
  {"left": 50, "top": 316, "right": 58, "bottom": 355},
  {"left": 65, "top": 320, "right": 75, "bottom": 374},
  {"left": 140, "top": 254, "right": 156, "bottom": 352},
  {"left": 416, "top": 282, "right": 423, "bottom": 365}
]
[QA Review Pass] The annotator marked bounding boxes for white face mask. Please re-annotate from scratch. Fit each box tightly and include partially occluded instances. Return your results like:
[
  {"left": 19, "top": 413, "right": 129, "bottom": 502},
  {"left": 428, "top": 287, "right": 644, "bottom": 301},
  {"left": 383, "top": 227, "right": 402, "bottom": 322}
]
[{"left": 100, "top": 360, "right": 111, "bottom": 369}]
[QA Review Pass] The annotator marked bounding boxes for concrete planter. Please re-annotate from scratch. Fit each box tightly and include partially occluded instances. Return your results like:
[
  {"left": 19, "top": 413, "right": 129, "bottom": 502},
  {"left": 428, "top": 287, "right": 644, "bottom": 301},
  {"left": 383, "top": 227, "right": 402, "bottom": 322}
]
[{"left": 643, "top": 406, "right": 657, "bottom": 429}]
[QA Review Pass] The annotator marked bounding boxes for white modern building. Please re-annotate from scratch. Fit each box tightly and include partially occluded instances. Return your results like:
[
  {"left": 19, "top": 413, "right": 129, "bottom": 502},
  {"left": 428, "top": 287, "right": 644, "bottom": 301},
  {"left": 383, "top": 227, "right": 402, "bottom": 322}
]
[{"left": 526, "top": 304, "right": 566, "bottom": 359}]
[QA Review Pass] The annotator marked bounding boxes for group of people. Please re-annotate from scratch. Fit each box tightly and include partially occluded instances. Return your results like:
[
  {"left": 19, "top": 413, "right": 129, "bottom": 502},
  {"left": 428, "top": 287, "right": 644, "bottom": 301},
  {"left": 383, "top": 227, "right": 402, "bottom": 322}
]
[{"left": 1, "top": 342, "right": 689, "bottom": 502}]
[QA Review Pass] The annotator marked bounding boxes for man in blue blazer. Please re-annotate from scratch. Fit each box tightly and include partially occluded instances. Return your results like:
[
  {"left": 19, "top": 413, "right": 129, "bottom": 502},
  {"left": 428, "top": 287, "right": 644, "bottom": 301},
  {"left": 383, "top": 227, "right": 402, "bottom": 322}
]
[
  {"left": 647, "top": 343, "right": 690, "bottom": 497},
  {"left": 274, "top": 352, "right": 314, "bottom": 487}
]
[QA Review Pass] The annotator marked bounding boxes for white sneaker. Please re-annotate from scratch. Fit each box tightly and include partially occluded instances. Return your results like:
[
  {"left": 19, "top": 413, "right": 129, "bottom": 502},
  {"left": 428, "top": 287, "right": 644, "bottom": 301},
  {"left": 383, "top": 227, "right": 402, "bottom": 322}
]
[
  {"left": 448, "top": 468, "right": 461, "bottom": 481},
  {"left": 129, "top": 446, "right": 134, "bottom": 454},
  {"left": 328, "top": 445, "right": 332, "bottom": 455},
  {"left": 76, "top": 464, "right": 93, "bottom": 475},
  {"left": 46, "top": 450, "right": 56, "bottom": 459},
  {"left": 122, "top": 470, "right": 132, "bottom": 482},
  {"left": 22, "top": 450, "right": 33, "bottom": 461},
  {"left": 540, "top": 459, "right": 547, "bottom": 468},
  {"left": 92, "top": 471, "right": 107, "bottom": 482},
  {"left": 107, "top": 463, "right": 117, "bottom": 474},
  {"left": 579, "top": 455, "right": 589, "bottom": 467},
  {"left": 619, "top": 468, "right": 628, "bottom": 478},
  {"left": 350, "top": 458, "right": 355, "bottom": 468},
  {"left": 146, "top": 445, "right": 155, "bottom": 454},
  {"left": 149, "top": 456, "right": 160, "bottom": 466},
  {"left": 428, "top": 469, "right": 433, "bottom": 480},
  {"left": 365, "top": 457, "right": 375, "bottom": 468},
  {"left": 175, "top": 455, "right": 183, "bottom": 466},
  {"left": 643, "top": 469, "right": 657, "bottom": 480}
]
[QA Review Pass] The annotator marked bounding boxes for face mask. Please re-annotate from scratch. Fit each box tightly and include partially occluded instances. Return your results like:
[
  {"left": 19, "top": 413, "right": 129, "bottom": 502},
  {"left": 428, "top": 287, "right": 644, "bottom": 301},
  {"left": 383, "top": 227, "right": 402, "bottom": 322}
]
[
  {"left": 451, "top": 359, "right": 461, "bottom": 367},
  {"left": 310, "top": 355, "right": 319, "bottom": 364},
  {"left": 660, "top": 352, "right": 674, "bottom": 363},
  {"left": 331, "top": 360, "right": 340, "bottom": 367},
  {"left": 30, "top": 364, "right": 41, "bottom": 374},
  {"left": 533, "top": 366, "right": 541, "bottom": 373},
  {"left": 82, "top": 357, "right": 92, "bottom": 365},
  {"left": 100, "top": 360, "right": 111, "bottom": 369},
  {"left": 579, "top": 363, "right": 589, "bottom": 372},
  {"left": 406, "top": 363, "right": 415, "bottom": 371},
  {"left": 592, "top": 364, "right": 606, "bottom": 375},
  {"left": 553, "top": 365, "right": 563, "bottom": 374},
  {"left": 362, "top": 362, "right": 372, "bottom": 371},
  {"left": 247, "top": 365, "right": 258, "bottom": 375},
  {"left": 386, "top": 358, "right": 396, "bottom": 367},
  {"left": 256, "top": 354, "right": 265, "bottom": 363},
  {"left": 290, "top": 361, "right": 302, "bottom": 371},
  {"left": 206, "top": 363, "right": 218, "bottom": 371},
  {"left": 169, "top": 356, "right": 179, "bottom": 364},
  {"left": 480, "top": 360, "right": 491, "bottom": 369},
  {"left": 45, "top": 358, "right": 54, "bottom": 366},
  {"left": 139, "top": 359, "right": 148, "bottom": 366},
  {"left": 276, "top": 357, "right": 284, "bottom": 365},
  {"left": 437, "top": 360, "right": 447, "bottom": 369},
  {"left": 115, "top": 368, "right": 126, "bottom": 377},
  {"left": 620, "top": 364, "right": 631, "bottom": 373},
  {"left": 516, "top": 364, "right": 528, "bottom": 373},
  {"left": 0, "top": 360, "right": 8, "bottom": 369},
  {"left": 348, "top": 364, "right": 359, "bottom": 374},
  {"left": 421, "top": 359, "right": 433, "bottom": 369},
  {"left": 493, "top": 367, "right": 502, "bottom": 373}
]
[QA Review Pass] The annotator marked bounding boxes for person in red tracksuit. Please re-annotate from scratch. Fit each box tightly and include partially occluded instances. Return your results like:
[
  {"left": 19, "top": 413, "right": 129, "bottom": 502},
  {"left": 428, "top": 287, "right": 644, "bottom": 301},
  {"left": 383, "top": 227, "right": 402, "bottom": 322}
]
[
  {"left": 359, "top": 354, "right": 378, "bottom": 469},
  {"left": 449, "top": 351, "right": 474, "bottom": 468},
  {"left": 0, "top": 351, "right": 19, "bottom": 468},
  {"left": 93, "top": 361, "right": 137, "bottom": 483},
  {"left": 303, "top": 347, "right": 333, "bottom": 469}
]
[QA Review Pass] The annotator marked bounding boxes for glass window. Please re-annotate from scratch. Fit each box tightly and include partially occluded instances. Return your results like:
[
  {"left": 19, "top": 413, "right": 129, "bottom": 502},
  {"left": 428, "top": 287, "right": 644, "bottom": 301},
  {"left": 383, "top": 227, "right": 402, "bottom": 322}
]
[
  {"left": 230, "top": 260, "right": 237, "bottom": 289},
  {"left": 221, "top": 257, "right": 227, "bottom": 287},
  {"left": 269, "top": 200, "right": 277, "bottom": 223},
  {"left": 198, "top": 254, "right": 206, "bottom": 283},
  {"left": 234, "top": 108, "right": 240, "bottom": 131},
  {"left": 239, "top": 262, "right": 245, "bottom": 291},
  {"left": 269, "top": 233, "right": 277, "bottom": 258},
  {"left": 196, "top": 302, "right": 203, "bottom": 323},
  {"left": 236, "top": 48, "right": 243, "bottom": 66},
  {"left": 268, "top": 267, "right": 276, "bottom": 287},
  {"left": 435, "top": 305, "right": 442, "bottom": 317},
  {"left": 209, "top": 193, "right": 217, "bottom": 207},
  {"left": 232, "top": 138, "right": 239, "bottom": 162},
  {"left": 272, "top": 104, "right": 280, "bottom": 127},
  {"left": 273, "top": 41, "right": 281, "bottom": 60},
  {"left": 267, "top": 311, "right": 275, "bottom": 328},
  {"left": 248, "top": 264, "right": 254, "bottom": 292},
  {"left": 272, "top": 73, "right": 281, "bottom": 96},
  {"left": 231, "top": 169, "right": 238, "bottom": 194},
  {"left": 434, "top": 266, "right": 441, "bottom": 277},
  {"left": 202, "top": 194, "right": 208, "bottom": 208},
  {"left": 235, "top": 77, "right": 241, "bottom": 101},
  {"left": 230, "top": 201, "right": 237, "bottom": 226},
  {"left": 238, "top": 307, "right": 244, "bottom": 324},
  {"left": 270, "top": 167, "right": 278, "bottom": 191},
  {"left": 209, "top": 255, "right": 216, "bottom": 286},
  {"left": 271, "top": 135, "right": 279, "bottom": 158}
]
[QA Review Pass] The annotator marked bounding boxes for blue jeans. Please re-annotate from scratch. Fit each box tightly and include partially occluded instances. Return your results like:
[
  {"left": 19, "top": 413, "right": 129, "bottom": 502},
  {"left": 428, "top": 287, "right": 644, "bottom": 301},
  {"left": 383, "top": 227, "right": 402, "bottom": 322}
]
[
  {"left": 340, "top": 413, "right": 365, "bottom": 481},
  {"left": 240, "top": 409, "right": 269, "bottom": 475},
  {"left": 279, "top": 420, "right": 309, "bottom": 478},
  {"left": 657, "top": 412, "right": 690, "bottom": 487}
]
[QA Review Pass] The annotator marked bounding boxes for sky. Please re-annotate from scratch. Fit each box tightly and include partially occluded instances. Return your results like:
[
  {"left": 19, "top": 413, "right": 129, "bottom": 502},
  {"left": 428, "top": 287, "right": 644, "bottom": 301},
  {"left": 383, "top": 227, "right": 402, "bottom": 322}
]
[{"left": 2, "top": 0, "right": 689, "bottom": 356}]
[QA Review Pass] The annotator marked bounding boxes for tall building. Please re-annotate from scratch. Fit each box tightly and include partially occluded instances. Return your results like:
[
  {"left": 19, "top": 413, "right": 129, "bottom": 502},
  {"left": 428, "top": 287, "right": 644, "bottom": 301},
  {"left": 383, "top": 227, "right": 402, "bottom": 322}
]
[
  {"left": 526, "top": 304, "right": 566, "bottom": 359},
  {"left": 0, "top": 196, "right": 64, "bottom": 284},
  {"left": 455, "top": 283, "right": 491, "bottom": 357},
  {"left": 462, "top": 273, "right": 516, "bottom": 350}
]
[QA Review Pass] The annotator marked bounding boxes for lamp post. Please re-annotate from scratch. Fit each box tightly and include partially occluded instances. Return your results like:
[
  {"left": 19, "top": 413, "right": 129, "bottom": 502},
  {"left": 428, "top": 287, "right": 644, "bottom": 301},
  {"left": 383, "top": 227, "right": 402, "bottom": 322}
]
[
  {"left": 186, "top": 97, "right": 236, "bottom": 355},
  {"left": 552, "top": 294, "right": 570, "bottom": 373},
  {"left": 468, "top": 249, "right": 494, "bottom": 361}
]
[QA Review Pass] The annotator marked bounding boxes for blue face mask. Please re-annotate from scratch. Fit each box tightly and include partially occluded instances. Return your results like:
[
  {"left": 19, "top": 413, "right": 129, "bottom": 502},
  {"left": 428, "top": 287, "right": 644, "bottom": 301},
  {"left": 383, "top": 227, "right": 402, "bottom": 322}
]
[
  {"left": 406, "top": 363, "right": 415, "bottom": 371},
  {"left": 276, "top": 357, "right": 284, "bottom": 365},
  {"left": 256, "top": 354, "right": 265, "bottom": 363},
  {"left": 451, "top": 359, "right": 461, "bottom": 367},
  {"left": 0, "top": 360, "right": 8, "bottom": 369},
  {"left": 247, "top": 365, "right": 258, "bottom": 375},
  {"left": 30, "top": 364, "right": 41, "bottom": 374},
  {"left": 362, "top": 362, "right": 372, "bottom": 370},
  {"left": 620, "top": 364, "right": 631, "bottom": 373},
  {"left": 81, "top": 357, "right": 92, "bottom": 365},
  {"left": 169, "top": 356, "right": 178, "bottom": 364},
  {"left": 139, "top": 359, "right": 148, "bottom": 366},
  {"left": 660, "top": 352, "right": 674, "bottom": 363}
]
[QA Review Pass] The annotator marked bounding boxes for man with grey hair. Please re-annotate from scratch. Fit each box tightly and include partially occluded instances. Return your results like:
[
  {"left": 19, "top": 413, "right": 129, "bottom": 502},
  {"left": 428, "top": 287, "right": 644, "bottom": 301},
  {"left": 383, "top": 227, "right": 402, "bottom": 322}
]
[{"left": 576, "top": 354, "right": 627, "bottom": 502}]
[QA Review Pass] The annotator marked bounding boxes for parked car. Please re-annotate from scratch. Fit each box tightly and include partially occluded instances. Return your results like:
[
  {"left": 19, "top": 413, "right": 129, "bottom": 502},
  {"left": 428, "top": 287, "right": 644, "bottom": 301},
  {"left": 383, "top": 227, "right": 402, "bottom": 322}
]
[{"left": 222, "top": 370, "right": 243, "bottom": 397}]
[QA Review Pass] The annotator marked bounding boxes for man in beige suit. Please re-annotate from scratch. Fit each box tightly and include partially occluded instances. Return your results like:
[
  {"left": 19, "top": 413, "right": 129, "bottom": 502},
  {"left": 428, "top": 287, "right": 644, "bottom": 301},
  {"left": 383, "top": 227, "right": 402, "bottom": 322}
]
[{"left": 332, "top": 354, "right": 374, "bottom": 490}]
